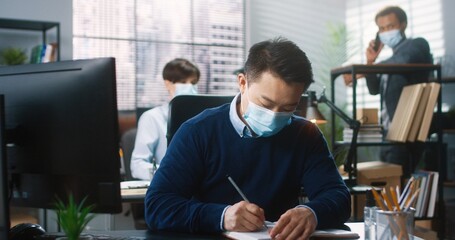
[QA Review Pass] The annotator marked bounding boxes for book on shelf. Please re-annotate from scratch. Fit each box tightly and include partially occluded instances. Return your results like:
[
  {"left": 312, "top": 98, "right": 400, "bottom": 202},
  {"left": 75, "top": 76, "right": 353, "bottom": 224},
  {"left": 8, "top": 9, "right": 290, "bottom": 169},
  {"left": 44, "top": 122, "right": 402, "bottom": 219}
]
[
  {"left": 388, "top": 83, "right": 424, "bottom": 142},
  {"left": 414, "top": 172, "right": 428, "bottom": 218},
  {"left": 386, "top": 82, "right": 440, "bottom": 143},
  {"left": 30, "top": 44, "right": 42, "bottom": 64},
  {"left": 400, "top": 84, "right": 418, "bottom": 141},
  {"left": 407, "top": 83, "right": 431, "bottom": 142},
  {"left": 343, "top": 124, "right": 383, "bottom": 143},
  {"left": 356, "top": 124, "right": 383, "bottom": 131},
  {"left": 426, "top": 171, "right": 439, "bottom": 217},
  {"left": 29, "top": 43, "right": 58, "bottom": 64},
  {"left": 416, "top": 82, "right": 441, "bottom": 142},
  {"left": 385, "top": 85, "right": 410, "bottom": 142},
  {"left": 408, "top": 170, "right": 439, "bottom": 218}
]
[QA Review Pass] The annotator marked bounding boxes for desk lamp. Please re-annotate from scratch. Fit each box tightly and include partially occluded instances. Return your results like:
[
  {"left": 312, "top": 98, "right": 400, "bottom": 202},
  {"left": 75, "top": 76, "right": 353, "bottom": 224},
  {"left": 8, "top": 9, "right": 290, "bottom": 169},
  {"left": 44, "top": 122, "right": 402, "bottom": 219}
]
[{"left": 305, "top": 90, "right": 361, "bottom": 187}]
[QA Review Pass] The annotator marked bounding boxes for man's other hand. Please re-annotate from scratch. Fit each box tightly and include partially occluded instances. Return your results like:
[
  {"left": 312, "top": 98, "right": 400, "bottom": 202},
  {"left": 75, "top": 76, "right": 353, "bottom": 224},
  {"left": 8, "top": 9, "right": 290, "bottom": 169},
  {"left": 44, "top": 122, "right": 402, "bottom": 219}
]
[
  {"left": 343, "top": 74, "right": 365, "bottom": 86},
  {"left": 223, "top": 201, "right": 266, "bottom": 232},
  {"left": 269, "top": 207, "right": 317, "bottom": 240}
]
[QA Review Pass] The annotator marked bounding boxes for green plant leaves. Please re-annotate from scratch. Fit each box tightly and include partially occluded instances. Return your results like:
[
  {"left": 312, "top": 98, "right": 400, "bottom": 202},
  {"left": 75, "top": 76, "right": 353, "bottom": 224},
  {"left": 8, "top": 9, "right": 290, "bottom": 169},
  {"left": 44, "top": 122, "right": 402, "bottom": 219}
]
[
  {"left": 54, "top": 194, "right": 95, "bottom": 240},
  {"left": 0, "top": 47, "right": 28, "bottom": 65}
]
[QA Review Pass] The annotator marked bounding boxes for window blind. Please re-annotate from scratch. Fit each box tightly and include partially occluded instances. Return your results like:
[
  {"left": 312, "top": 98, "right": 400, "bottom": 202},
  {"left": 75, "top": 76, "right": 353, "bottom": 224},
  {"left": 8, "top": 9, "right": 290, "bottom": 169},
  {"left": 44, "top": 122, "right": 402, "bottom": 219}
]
[{"left": 73, "top": 0, "right": 245, "bottom": 110}]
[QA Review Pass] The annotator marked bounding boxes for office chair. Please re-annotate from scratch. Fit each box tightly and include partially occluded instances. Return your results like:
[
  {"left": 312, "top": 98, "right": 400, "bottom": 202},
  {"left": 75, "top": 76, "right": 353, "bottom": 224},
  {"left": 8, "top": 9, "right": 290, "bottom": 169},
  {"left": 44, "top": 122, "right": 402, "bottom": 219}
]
[
  {"left": 167, "top": 94, "right": 235, "bottom": 145},
  {"left": 119, "top": 128, "right": 148, "bottom": 230},
  {"left": 120, "top": 107, "right": 151, "bottom": 180},
  {"left": 120, "top": 128, "right": 137, "bottom": 181}
]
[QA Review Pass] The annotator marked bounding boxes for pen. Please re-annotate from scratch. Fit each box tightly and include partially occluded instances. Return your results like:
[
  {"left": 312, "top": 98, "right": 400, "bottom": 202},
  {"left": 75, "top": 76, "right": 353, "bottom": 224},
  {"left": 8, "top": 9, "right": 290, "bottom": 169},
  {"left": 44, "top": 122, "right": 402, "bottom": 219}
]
[
  {"left": 227, "top": 175, "right": 250, "bottom": 202},
  {"left": 227, "top": 175, "right": 268, "bottom": 230}
]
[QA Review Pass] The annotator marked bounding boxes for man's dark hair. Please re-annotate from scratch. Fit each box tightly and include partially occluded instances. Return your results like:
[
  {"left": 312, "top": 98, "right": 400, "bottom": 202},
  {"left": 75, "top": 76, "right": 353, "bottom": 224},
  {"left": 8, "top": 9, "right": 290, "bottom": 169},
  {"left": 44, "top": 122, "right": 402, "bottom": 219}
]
[
  {"left": 244, "top": 37, "right": 313, "bottom": 91},
  {"left": 375, "top": 6, "right": 407, "bottom": 24},
  {"left": 162, "top": 58, "right": 200, "bottom": 83}
]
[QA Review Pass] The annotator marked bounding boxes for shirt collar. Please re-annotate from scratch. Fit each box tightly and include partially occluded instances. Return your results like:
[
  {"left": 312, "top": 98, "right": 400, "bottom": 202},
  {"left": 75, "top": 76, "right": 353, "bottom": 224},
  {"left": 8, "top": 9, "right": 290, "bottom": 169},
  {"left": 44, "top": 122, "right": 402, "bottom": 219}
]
[
  {"left": 229, "top": 93, "right": 254, "bottom": 138},
  {"left": 392, "top": 37, "right": 409, "bottom": 52}
]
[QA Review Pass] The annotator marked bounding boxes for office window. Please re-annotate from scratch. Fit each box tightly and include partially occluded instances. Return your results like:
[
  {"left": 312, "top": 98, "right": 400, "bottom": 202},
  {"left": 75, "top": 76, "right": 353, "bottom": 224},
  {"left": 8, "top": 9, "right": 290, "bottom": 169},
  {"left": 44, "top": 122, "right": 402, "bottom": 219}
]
[
  {"left": 73, "top": 0, "right": 245, "bottom": 110},
  {"left": 345, "top": 0, "right": 444, "bottom": 111}
]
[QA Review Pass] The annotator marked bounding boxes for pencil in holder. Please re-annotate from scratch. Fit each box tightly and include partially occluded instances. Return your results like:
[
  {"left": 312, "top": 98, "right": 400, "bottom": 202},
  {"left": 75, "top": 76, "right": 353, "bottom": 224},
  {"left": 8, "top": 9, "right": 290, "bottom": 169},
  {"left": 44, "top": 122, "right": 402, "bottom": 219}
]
[{"left": 375, "top": 208, "right": 415, "bottom": 240}]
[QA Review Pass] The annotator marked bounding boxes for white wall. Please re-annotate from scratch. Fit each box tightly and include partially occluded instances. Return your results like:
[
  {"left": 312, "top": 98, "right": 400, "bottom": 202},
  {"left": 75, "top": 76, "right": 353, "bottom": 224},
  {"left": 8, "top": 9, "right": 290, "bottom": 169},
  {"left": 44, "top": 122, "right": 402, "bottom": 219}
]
[
  {"left": 0, "top": 0, "right": 73, "bottom": 60},
  {"left": 247, "top": 0, "right": 346, "bottom": 86},
  {"left": 440, "top": 0, "right": 455, "bottom": 108},
  {"left": 441, "top": 0, "right": 455, "bottom": 60}
]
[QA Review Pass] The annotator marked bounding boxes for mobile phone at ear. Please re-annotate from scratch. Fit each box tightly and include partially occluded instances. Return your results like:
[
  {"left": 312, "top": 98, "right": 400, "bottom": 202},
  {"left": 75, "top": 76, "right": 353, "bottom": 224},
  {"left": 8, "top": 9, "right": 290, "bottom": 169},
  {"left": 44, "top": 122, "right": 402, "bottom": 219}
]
[{"left": 373, "top": 32, "right": 380, "bottom": 51}]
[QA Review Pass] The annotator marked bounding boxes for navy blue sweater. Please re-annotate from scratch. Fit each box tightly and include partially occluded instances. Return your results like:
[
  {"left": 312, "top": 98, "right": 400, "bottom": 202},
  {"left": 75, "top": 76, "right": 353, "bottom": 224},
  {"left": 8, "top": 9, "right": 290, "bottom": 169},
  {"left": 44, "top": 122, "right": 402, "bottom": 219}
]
[{"left": 145, "top": 104, "right": 350, "bottom": 233}]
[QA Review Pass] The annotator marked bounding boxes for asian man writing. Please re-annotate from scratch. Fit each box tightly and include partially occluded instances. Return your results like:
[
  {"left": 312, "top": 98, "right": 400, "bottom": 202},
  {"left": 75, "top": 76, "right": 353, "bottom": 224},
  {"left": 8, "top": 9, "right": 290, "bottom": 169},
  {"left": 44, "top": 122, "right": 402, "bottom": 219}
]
[{"left": 145, "top": 37, "right": 350, "bottom": 239}]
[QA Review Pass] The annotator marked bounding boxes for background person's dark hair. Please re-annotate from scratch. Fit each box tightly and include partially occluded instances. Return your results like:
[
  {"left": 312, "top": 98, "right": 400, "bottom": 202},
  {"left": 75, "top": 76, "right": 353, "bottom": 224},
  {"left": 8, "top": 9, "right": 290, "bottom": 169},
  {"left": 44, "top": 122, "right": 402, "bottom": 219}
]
[
  {"left": 162, "top": 58, "right": 200, "bottom": 84},
  {"left": 244, "top": 37, "right": 314, "bottom": 91},
  {"left": 375, "top": 6, "right": 407, "bottom": 25}
]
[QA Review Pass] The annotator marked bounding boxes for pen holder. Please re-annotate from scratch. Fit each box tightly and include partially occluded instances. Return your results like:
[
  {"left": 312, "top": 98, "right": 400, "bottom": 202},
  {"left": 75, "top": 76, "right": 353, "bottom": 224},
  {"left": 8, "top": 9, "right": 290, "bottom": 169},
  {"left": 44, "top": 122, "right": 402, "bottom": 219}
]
[{"left": 376, "top": 209, "right": 414, "bottom": 240}]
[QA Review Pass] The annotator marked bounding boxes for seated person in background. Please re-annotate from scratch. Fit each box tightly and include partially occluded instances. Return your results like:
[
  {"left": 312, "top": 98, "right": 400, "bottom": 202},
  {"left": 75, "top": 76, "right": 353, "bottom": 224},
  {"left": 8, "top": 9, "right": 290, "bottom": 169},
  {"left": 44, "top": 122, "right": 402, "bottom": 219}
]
[
  {"left": 344, "top": 6, "right": 433, "bottom": 177},
  {"left": 130, "top": 58, "right": 200, "bottom": 180},
  {"left": 145, "top": 37, "right": 350, "bottom": 239}
]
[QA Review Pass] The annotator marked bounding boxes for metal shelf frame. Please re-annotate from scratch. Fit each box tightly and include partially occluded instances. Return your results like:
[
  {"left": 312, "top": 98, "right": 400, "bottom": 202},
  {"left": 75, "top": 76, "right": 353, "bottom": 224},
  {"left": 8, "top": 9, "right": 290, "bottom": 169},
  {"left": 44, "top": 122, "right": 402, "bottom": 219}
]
[
  {"left": 330, "top": 64, "right": 445, "bottom": 237},
  {"left": 0, "top": 18, "right": 60, "bottom": 61}
]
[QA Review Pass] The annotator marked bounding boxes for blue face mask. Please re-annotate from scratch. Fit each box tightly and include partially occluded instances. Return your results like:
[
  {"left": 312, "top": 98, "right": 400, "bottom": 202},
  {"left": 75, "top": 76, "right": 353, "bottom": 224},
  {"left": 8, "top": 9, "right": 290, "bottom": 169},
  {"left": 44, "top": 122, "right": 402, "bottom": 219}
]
[
  {"left": 242, "top": 93, "right": 293, "bottom": 137},
  {"left": 379, "top": 29, "right": 403, "bottom": 48},
  {"left": 174, "top": 83, "right": 197, "bottom": 96}
]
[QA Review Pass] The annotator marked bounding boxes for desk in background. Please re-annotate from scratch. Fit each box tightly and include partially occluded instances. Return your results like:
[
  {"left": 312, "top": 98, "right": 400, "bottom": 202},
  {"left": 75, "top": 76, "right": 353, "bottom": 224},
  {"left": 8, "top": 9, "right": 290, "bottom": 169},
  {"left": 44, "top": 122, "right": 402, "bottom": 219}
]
[
  {"left": 121, "top": 188, "right": 147, "bottom": 203},
  {"left": 68, "top": 186, "right": 148, "bottom": 232},
  {"left": 120, "top": 181, "right": 148, "bottom": 203}
]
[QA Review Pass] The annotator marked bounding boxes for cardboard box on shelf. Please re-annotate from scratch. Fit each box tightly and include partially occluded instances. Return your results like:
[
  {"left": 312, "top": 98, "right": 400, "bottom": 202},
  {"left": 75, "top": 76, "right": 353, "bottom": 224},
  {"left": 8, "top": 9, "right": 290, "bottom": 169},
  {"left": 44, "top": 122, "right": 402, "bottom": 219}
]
[
  {"left": 353, "top": 161, "right": 402, "bottom": 220},
  {"left": 357, "top": 161, "right": 402, "bottom": 188},
  {"left": 356, "top": 108, "right": 378, "bottom": 125}
]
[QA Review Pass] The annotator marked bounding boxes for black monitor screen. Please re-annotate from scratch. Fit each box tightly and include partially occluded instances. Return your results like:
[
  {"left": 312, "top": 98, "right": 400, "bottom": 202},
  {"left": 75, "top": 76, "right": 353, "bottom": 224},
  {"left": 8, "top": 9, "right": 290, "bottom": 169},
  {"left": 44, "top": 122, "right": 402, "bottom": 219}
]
[
  {"left": 0, "top": 95, "right": 9, "bottom": 240},
  {"left": 0, "top": 58, "right": 122, "bottom": 213}
]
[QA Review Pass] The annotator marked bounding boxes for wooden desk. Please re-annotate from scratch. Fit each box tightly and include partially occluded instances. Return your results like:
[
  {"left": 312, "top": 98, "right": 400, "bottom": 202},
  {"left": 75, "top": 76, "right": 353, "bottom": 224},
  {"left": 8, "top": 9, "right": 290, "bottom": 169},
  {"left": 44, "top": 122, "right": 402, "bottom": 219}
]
[
  {"left": 344, "top": 222, "right": 423, "bottom": 240},
  {"left": 121, "top": 188, "right": 147, "bottom": 202},
  {"left": 44, "top": 223, "right": 362, "bottom": 239},
  {"left": 41, "top": 222, "right": 429, "bottom": 239},
  {"left": 109, "top": 188, "right": 433, "bottom": 240}
]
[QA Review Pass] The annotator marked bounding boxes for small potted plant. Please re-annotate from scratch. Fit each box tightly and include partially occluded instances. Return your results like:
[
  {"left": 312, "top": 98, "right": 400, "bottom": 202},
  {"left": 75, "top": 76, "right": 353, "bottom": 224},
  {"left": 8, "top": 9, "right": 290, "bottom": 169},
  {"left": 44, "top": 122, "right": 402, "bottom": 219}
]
[
  {"left": 54, "top": 194, "right": 95, "bottom": 240},
  {"left": 0, "top": 47, "right": 28, "bottom": 65}
]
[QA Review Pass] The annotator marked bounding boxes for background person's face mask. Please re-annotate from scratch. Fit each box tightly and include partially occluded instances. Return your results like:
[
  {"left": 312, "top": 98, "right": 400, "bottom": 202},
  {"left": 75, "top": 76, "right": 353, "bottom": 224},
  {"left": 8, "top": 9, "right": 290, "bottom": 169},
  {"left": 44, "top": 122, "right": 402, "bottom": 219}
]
[
  {"left": 242, "top": 91, "right": 293, "bottom": 137},
  {"left": 379, "top": 29, "right": 403, "bottom": 48},
  {"left": 174, "top": 83, "right": 198, "bottom": 96}
]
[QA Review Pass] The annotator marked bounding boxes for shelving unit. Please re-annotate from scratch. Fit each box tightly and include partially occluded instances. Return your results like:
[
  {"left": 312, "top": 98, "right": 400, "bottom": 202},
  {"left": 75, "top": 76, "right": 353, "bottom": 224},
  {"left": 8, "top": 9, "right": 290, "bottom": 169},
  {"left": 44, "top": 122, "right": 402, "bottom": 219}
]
[
  {"left": 330, "top": 64, "right": 446, "bottom": 237},
  {"left": 0, "top": 18, "right": 60, "bottom": 61}
]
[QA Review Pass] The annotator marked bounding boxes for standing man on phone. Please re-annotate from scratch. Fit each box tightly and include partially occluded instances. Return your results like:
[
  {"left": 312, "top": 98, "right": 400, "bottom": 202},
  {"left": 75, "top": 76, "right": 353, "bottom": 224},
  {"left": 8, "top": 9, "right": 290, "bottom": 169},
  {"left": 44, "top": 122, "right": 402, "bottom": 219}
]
[{"left": 344, "top": 6, "right": 433, "bottom": 177}]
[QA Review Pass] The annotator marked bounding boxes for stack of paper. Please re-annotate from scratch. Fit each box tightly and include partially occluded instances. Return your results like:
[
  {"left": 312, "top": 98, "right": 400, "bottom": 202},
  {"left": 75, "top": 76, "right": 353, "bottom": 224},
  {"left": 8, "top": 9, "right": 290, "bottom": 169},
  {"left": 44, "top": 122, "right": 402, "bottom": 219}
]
[{"left": 224, "top": 223, "right": 359, "bottom": 239}]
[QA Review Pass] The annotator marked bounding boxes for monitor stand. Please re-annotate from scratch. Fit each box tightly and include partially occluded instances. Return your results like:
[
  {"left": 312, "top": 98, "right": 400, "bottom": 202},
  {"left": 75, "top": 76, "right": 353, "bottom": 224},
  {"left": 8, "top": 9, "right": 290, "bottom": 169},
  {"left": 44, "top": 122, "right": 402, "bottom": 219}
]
[{"left": 0, "top": 94, "right": 10, "bottom": 239}]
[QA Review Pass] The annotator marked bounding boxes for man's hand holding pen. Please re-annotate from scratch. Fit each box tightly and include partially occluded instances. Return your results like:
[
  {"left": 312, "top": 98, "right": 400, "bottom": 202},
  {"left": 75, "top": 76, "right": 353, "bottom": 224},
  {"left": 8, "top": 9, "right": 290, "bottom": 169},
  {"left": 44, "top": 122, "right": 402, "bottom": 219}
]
[
  {"left": 225, "top": 175, "right": 268, "bottom": 231},
  {"left": 225, "top": 175, "right": 317, "bottom": 239},
  {"left": 223, "top": 201, "right": 266, "bottom": 231}
]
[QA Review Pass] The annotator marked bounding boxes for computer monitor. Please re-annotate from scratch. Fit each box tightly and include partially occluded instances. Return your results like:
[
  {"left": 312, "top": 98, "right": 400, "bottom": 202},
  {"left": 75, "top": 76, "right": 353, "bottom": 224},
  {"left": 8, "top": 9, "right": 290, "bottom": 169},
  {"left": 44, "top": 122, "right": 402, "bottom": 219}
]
[
  {"left": 0, "top": 95, "right": 9, "bottom": 239},
  {"left": 0, "top": 58, "right": 122, "bottom": 214}
]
